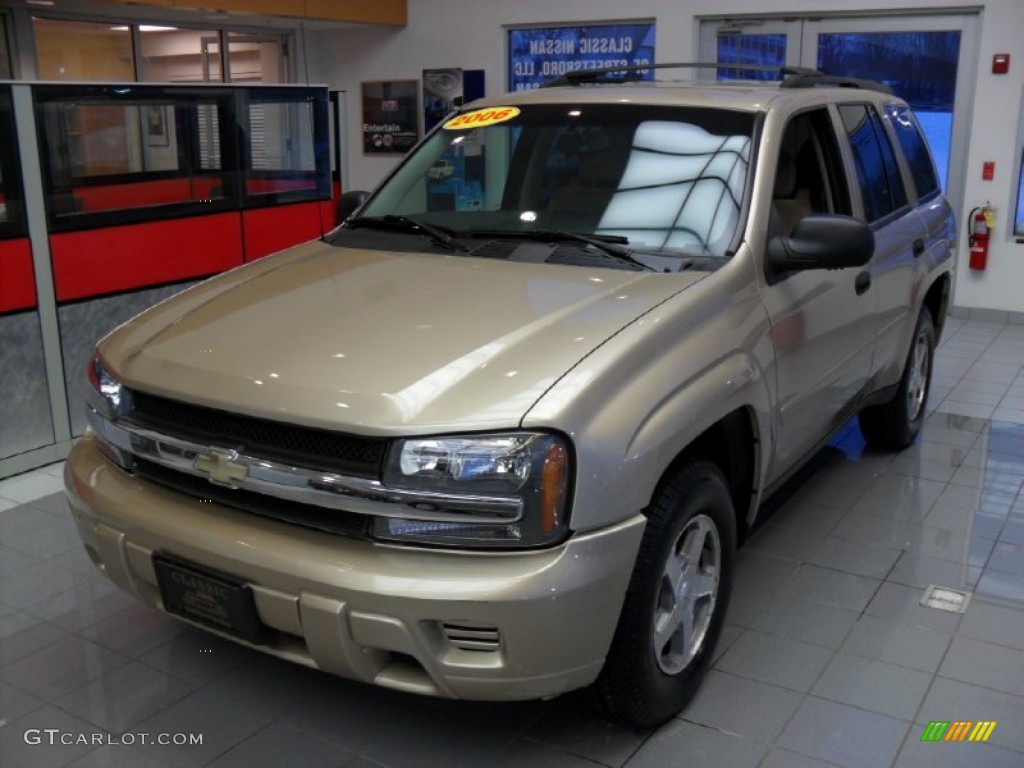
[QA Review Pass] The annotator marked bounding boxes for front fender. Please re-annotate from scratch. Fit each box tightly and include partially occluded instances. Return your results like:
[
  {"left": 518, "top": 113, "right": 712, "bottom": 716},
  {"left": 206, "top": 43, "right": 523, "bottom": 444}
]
[{"left": 522, "top": 251, "right": 776, "bottom": 533}]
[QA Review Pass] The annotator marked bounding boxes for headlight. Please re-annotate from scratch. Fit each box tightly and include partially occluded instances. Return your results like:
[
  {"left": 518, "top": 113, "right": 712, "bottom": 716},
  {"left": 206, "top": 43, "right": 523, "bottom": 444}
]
[
  {"left": 85, "top": 353, "right": 133, "bottom": 468},
  {"left": 86, "top": 353, "right": 128, "bottom": 418},
  {"left": 375, "top": 432, "right": 571, "bottom": 548}
]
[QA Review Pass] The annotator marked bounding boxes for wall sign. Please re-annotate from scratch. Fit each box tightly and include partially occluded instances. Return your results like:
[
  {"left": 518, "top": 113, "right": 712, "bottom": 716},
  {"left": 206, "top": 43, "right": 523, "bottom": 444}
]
[
  {"left": 508, "top": 23, "right": 656, "bottom": 91},
  {"left": 422, "top": 68, "right": 486, "bottom": 133},
  {"left": 361, "top": 80, "right": 419, "bottom": 155}
]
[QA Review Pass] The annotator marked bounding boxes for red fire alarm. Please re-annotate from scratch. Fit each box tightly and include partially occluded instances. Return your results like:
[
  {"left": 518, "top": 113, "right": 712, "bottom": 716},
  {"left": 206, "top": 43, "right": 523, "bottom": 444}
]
[
  {"left": 993, "top": 53, "right": 1010, "bottom": 74},
  {"left": 983, "top": 161, "right": 995, "bottom": 180}
]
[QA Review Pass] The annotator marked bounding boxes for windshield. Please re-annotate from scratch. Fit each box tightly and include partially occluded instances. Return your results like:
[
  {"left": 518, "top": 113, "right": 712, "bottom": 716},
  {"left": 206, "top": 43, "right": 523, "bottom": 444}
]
[{"left": 352, "top": 103, "right": 754, "bottom": 262}]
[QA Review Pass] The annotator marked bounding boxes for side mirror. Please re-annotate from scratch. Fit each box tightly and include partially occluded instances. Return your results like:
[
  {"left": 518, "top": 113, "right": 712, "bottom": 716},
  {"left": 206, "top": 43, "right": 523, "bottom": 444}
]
[
  {"left": 766, "top": 214, "right": 874, "bottom": 284},
  {"left": 337, "top": 190, "right": 370, "bottom": 223}
]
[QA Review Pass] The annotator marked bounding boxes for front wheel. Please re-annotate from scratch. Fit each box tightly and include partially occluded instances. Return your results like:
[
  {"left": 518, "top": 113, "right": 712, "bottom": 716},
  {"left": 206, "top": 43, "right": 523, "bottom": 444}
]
[
  {"left": 594, "top": 460, "right": 736, "bottom": 728},
  {"left": 859, "top": 306, "right": 935, "bottom": 450}
]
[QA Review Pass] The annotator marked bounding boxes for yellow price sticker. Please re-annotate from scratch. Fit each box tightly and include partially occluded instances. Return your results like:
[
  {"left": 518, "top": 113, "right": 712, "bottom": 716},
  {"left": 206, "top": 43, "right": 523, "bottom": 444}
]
[{"left": 443, "top": 107, "right": 521, "bottom": 130}]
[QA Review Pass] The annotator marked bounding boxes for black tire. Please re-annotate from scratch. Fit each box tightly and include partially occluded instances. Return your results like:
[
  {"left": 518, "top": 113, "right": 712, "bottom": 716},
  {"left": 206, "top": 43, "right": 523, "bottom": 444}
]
[
  {"left": 594, "top": 460, "right": 736, "bottom": 728},
  {"left": 859, "top": 306, "right": 935, "bottom": 450}
]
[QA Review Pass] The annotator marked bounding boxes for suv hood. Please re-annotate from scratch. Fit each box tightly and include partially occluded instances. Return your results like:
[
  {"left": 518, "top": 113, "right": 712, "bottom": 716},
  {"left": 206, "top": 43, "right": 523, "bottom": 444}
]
[{"left": 100, "top": 242, "right": 704, "bottom": 434}]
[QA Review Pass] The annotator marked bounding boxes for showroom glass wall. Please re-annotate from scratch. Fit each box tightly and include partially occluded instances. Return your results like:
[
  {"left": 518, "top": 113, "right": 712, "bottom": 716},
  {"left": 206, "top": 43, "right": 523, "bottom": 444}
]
[{"left": 31, "top": 16, "right": 290, "bottom": 83}]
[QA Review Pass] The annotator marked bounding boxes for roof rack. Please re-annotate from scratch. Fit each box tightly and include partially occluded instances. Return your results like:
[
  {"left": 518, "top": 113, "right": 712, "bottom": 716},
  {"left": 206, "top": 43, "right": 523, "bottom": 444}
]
[{"left": 540, "top": 62, "right": 893, "bottom": 94}]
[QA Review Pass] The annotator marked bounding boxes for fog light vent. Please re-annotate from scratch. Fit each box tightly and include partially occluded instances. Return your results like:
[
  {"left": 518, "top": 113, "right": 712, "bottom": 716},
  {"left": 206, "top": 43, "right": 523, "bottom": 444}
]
[
  {"left": 920, "top": 584, "right": 972, "bottom": 614},
  {"left": 440, "top": 621, "right": 502, "bottom": 652}
]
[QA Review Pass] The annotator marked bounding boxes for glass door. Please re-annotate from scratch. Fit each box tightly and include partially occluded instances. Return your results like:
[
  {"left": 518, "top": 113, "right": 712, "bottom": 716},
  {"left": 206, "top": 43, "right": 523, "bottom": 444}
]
[
  {"left": 700, "top": 13, "right": 979, "bottom": 213},
  {"left": 700, "top": 18, "right": 799, "bottom": 79}
]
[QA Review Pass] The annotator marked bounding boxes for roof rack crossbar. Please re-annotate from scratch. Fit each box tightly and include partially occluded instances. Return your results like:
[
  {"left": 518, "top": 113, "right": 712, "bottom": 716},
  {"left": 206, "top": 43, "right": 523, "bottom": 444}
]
[{"left": 540, "top": 62, "right": 892, "bottom": 94}]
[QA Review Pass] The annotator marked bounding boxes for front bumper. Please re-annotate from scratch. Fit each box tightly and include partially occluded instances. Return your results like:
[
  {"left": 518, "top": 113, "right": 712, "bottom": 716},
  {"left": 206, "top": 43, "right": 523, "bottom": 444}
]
[{"left": 65, "top": 434, "right": 645, "bottom": 701}]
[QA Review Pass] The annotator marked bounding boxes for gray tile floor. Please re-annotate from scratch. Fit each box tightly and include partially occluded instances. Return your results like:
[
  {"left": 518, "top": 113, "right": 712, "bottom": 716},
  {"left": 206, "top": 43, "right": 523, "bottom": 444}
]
[{"left": 1, "top": 314, "right": 1023, "bottom": 768}]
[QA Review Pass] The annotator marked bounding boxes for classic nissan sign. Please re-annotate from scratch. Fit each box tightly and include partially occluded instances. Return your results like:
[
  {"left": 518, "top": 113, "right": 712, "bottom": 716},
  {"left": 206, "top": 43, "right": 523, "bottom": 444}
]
[{"left": 508, "top": 23, "right": 656, "bottom": 91}]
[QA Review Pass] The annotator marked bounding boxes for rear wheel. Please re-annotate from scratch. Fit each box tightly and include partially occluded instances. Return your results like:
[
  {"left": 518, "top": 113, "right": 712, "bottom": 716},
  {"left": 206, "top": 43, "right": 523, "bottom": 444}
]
[
  {"left": 859, "top": 306, "right": 935, "bottom": 450},
  {"left": 594, "top": 460, "right": 736, "bottom": 728}
]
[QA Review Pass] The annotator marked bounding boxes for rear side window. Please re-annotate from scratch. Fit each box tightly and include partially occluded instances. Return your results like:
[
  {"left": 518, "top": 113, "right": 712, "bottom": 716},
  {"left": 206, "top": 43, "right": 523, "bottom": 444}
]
[
  {"left": 888, "top": 104, "right": 940, "bottom": 200},
  {"left": 838, "top": 104, "right": 908, "bottom": 223}
]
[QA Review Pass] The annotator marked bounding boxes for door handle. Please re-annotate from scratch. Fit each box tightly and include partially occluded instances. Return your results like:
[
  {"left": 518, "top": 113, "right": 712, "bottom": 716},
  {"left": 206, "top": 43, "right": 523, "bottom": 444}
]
[
  {"left": 913, "top": 238, "right": 926, "bottom": 257},
  {"left": 855, "top": 270, "right": 871, "bottom": 295}
]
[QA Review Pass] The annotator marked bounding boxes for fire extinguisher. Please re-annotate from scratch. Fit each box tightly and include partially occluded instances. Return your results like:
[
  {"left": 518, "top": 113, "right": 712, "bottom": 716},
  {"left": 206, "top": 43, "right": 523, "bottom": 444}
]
[{"left": 968, "top": 204, "right": 994, "bottom": 271}]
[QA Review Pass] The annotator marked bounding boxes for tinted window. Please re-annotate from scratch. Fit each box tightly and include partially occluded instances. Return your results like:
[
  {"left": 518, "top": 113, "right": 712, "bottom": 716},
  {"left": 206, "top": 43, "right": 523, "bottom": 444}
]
[
  {"left": 0, "top": 86, "right": 26, "bottom": 239},
  {"left": 887, "top": 104, "right": 940, "bottom": 200},
  {"left": 838, "top": 104, "right": 908, "bottom": 223}
]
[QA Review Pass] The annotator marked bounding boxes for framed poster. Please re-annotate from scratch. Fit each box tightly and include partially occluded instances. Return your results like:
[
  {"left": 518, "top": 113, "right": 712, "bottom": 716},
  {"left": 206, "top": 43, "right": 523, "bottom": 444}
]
[
  {"left": 361, "top": 80, "right": 419, "bottom": 154},
  {"left": 508, "top": 23, "right": 656, "bottom": 91},
  {"left": 422, "top": 68, "right": 486, "bottom": 133}
]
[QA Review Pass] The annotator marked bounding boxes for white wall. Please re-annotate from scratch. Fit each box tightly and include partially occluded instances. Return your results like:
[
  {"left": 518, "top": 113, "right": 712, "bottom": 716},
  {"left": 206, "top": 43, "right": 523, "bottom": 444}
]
[{"left": 307, "top": 0, "right": 1024, "bottom": 314}]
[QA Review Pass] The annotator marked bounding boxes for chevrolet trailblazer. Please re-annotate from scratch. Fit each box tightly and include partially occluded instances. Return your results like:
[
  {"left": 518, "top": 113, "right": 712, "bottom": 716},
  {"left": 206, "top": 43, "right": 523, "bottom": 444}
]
[{"left": 66, "top": 65, "right": 953, "bottom": 726}]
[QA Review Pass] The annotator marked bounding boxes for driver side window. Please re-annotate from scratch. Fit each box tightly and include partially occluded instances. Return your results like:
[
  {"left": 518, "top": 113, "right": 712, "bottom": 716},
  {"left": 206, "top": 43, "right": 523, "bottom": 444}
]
[{"left": 771, "top": 109, "right": 851, "bottom": 237}]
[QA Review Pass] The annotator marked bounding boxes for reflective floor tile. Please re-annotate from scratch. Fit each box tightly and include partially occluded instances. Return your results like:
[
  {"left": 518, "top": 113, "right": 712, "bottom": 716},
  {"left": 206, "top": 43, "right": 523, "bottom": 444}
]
[
  {"left": 774, "top": 565, "right": 881, "bottom": 612},
  {"left": 777, "top": 696, "right": 910, "bottom": 768},
  {"left": 919, "top": 677, "right": 1024, "bottom": 753},
  {"left": 0, "top": 704, "right": 104, "bottom": 768},
  {"left": 131, "top": 687, "right": 273, "bottom": 768},
  {"left": 810, "top": 653, "right": 932, "bottom": 720},
  {"left": 938, "top": 635, "right": 1024, "bottom": 698},
  {"left": 55, "top": 660, "right": 193, "bottom": 732},
  {"left": 752, "top": 596, "right": 860, "bottom": 649},
  {"left": 205, "top": 721, "right": 356, "bottom": 768},
  {"left": 625, "top": 719, "right": 767, "bottom": 768},
  {"left": 957, "top": 598, "right": 1024, "bottom": 651},
  {"left": 0, "top": 634, "right": 130, "bottom": 701},
  {"left": 807, "top": 536, "right": 903, "bottom": 578},
  {"left": 681, "top": 669, "right": 805, "bottom": 744},
  {"left": 865, "top": 581, "right": 963, "bottom": 633},
  {"left": 895, "top": 737, "right": 1024, "bottom": 768},
  {"left": 840, "top": 614, "right": 952, "bottom": 673},
  {"left": 759, "top": 748, "right": 843, "bottom": 768},
  {"left": 887, "top": 552, "right": 977, "bottom": 591},
  {"left": 509, "top": 692, "right": 647, "bottom": 767},
  {"left": 715, "top": 629, "right": 834, "bottom": 692}
]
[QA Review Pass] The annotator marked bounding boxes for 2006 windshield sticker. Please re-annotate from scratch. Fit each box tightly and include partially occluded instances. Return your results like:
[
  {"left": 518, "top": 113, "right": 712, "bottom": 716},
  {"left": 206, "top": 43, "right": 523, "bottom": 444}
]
[{"left": 443, "top": 107, "right": 521, "bottom": 130}]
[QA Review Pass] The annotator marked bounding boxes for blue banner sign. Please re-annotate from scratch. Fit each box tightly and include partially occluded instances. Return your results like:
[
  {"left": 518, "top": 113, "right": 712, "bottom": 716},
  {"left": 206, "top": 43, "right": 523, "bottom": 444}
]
[{"left": 508, "top": 24, "right": 656, "bottom": 91}]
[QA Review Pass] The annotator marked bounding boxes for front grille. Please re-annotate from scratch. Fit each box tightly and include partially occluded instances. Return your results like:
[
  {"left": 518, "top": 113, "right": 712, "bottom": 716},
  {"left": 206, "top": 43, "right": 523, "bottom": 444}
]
[
  {"left": 135, "top": 458, "right": 371, "bottom": 538},
  {"left": 129, "top": 390, "right": 387, "bottom": 477}
]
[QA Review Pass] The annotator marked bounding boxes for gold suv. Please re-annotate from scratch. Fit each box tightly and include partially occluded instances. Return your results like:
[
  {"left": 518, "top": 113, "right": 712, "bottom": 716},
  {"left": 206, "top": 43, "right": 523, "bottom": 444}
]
[{"left": 66, "top": 66, "right": 954, "bottom": 727}]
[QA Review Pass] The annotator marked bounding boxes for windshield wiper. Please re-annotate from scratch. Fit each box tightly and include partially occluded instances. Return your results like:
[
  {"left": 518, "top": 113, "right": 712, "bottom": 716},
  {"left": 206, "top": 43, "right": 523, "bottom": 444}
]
[
  {"left": 346, "top": 215, "right": 469, "bottom": 253},
  {"left": 466, "top": 228, "right": 656, "bottom": 271}
]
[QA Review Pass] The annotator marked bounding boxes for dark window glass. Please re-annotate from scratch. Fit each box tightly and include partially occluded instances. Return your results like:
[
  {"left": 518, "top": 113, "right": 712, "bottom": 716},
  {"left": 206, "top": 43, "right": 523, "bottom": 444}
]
[
  {"left": 838, "top": 104, "right": 907, "bottom": 222},
  {"left": 0, "top": 86, "right": 26, "bottom": 239},
  {"left": 887, "top": 104, "right": 939, "bottom": 200},
  {"left": 0, "top": 16, "right": 12, "bottom": 79}
]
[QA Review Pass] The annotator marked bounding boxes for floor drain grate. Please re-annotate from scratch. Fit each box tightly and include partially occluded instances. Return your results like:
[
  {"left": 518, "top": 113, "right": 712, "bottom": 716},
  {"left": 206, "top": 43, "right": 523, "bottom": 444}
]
[{"left": 920, "top": 584, "right": 972, "bottom": 614}]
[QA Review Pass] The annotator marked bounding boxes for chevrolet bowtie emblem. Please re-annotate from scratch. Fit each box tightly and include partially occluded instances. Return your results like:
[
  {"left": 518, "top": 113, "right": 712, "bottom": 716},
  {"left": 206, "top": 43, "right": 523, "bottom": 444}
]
[{"left": 193, "top": 448, "right": 248, "bottom": 487}]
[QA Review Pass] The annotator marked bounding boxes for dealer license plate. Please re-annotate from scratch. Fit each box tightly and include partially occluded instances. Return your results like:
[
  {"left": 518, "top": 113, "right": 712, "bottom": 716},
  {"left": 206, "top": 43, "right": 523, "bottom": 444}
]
[{"left": 153, "top": 554, "right": 264, "bottom": 644}]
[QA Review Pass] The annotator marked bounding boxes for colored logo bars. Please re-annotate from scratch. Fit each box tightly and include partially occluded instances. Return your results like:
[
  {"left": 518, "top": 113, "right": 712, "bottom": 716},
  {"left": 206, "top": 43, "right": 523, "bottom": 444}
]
[{"left": 920, "top": 721, "right": 997, "bottom": 742}]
